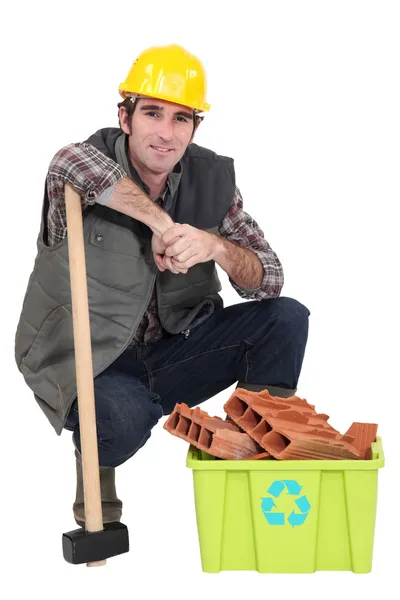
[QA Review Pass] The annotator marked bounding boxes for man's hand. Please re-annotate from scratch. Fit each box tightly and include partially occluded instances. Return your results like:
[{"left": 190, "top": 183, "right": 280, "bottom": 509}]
[
  {"left": 151, "top": 232, "right": 188, "bottom": 274},
  {"left": 162, "top": 224, "right": 221, "bottom": 270}
]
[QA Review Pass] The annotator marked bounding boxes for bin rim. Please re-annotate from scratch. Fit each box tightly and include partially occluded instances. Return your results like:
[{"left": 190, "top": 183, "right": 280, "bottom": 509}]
[{"left": 186, "top": 436, "right": 384, "bottom": 471}]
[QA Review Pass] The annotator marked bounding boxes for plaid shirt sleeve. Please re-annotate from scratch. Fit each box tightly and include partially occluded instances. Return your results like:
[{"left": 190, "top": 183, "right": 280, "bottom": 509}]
[
  {"left": 46, "top": 142, "right": 127, "bottom": 245},
  {"left": 218, "top": 186, "right": 284, "bottom": 300}
]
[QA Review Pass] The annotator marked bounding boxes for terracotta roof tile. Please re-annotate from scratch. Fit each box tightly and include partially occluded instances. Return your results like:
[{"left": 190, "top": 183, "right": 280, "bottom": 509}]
[
  {"left": 345, "top": 422, "right": 378, "bottom": 459},
  {"left": 163, "top": 403, "right": 267, "bottom": 460},
  {"left": 224, "top": 388, "right": 362, "bottom": 460}
]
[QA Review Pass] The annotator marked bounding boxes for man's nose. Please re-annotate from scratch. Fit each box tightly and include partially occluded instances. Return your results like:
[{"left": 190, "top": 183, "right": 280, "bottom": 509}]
[{"left": 157, "top": 119, "right": 174, "bottom": 141}]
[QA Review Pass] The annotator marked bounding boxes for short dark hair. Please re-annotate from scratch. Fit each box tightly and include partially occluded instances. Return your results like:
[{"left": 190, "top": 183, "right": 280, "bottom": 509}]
[{"left": 117, "top": 97, "right": 137, "bottom": 130}]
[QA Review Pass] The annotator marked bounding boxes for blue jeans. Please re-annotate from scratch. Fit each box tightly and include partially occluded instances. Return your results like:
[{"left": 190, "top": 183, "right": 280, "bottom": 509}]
[{"left": 64, "top": 296, "right": 310, "bottom": 467}]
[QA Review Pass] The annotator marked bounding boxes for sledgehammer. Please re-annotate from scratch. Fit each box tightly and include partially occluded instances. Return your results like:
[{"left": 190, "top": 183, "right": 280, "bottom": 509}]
[{"left": 61, "top": 183, "right": 129, "bottom": 566}]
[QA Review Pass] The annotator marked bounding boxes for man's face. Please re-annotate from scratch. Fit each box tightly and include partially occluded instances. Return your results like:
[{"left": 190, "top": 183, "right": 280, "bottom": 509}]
[{"left": 121, "top": 97, "right": 198, "bottom": 176}]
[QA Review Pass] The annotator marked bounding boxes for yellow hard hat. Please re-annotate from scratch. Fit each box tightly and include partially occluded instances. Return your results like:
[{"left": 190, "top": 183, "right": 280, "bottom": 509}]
[{"left": 119, "top": 44, "right": 210, "bottom": 112}]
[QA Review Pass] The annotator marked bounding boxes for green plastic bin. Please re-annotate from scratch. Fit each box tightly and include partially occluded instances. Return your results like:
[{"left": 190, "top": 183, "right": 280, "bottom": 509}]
[{"left": 186, "top": 437, "right": 384, "bottom": 573}]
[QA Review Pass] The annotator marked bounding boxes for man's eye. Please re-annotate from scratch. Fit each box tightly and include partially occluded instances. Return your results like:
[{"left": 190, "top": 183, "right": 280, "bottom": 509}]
[
  {"left": 175, "top": 116, "right": 188, "bottom": 123},
  {"left": 146, "top": 111, "right": 159, "bottom": 118}
]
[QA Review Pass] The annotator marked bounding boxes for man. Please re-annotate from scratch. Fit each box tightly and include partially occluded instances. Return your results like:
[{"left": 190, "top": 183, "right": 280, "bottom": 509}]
[{"left": 15, "top": 44, "right": 310, "bottom": 527}]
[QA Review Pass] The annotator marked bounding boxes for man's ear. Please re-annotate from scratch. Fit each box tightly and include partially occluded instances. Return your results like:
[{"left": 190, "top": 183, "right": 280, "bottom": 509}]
[
  {"left": 119, "top": 106, "right": 131, "bottom": 135},
  {"left": 190, "top": 115, "right": 203, "bottom": 142}
]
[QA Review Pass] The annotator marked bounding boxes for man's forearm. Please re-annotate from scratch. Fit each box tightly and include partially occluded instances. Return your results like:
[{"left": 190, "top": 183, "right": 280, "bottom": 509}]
[
  {"left": 106, "top": 177, "right": 173, "bottom": 235},
  {"left": 212, "top": 235, "right": 263, "bottom": 291}
]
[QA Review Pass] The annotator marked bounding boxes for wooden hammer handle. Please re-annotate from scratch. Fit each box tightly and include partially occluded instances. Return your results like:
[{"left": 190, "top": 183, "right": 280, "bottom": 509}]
[{"left": 65, "top": 183, "right": 106, "bottom": 567}]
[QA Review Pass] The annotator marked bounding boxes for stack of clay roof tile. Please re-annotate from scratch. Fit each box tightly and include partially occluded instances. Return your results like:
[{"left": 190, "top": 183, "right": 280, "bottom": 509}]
[{"left": 163, "top": 388, "right": 378, "bottom": 461}]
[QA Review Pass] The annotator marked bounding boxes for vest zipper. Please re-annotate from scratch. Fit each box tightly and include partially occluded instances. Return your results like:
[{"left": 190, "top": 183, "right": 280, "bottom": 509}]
[
  {"left": 181, "top": 328, "right": 191, "bottom": 339},
  {"left": 106, "top": 268, "right": 158, "bottom": 361}
]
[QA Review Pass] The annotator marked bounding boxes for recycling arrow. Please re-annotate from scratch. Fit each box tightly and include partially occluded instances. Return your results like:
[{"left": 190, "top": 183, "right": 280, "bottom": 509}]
[
  {"left": 282, "top": 480, "right": 303, "bottom": 495},
  {"left": 261, "top": 497, "right": 276, "bottom": 512},
  {"left": 264, "top": 512, "right": 285, "bottom": 525},
  {"left": 287, "top": 510, "right": 308, "bottom": 527},
  {"left": 267, "top": 479, "right": 303, "bottom": 497},
  {"left": 267, "top": 480, "right": 285, "bottom": 498},
  {"left": 261, "top": 479, "right": 311, "bottom": 527},
  {"left": 295, "top": 495, "right": 311, "bottom": 513}
]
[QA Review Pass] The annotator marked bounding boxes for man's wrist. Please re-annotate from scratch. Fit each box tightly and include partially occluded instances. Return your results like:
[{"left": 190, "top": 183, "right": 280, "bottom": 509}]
[
  {"left": 211, "top": 233, "right": 226, "bottom": 263},
  {"left": 150, "top": 213, "right": 174, "bottom": 237}
]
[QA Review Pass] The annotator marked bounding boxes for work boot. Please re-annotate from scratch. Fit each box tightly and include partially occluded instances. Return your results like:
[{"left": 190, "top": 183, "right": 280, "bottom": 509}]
[
  {"left": 72, "top": 444, "right": 123, "bottom": 528},
  {"left": 236, "top": 382, "right": 297, "bottom": 398}
]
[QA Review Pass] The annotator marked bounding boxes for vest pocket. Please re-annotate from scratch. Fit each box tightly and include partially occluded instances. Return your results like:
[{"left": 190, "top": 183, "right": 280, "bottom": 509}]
[
  {"left": 20, "top": 303, "right": 128, "bottom": 414},
  {"left": 89, "top": 217, "right": 142, "bottom": 257},
  {"left": 20, "top": 304, "right": 75, "bottom": 412},
  {"left": 86, "top": 217, "right": 148, "bottom": 292},
  {"left": 22, "top": 304, "right": 74, "bottom": 373}
]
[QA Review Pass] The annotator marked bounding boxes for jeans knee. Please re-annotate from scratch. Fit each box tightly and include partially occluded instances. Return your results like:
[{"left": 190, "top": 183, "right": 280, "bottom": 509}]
[
  {"left": 104, "top": 400, "right": 162, "bottom": 454},
  {"left": 263, "top": 297, "right": 310, "bottom": 333},
  {"left": 75, "top": 392, "right": 162, "bottom": 466}
]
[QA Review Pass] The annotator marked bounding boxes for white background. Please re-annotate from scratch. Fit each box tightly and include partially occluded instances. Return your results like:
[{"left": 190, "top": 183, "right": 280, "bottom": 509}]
[{"left": 1, "top": 0, "right": 399, "bottom": 598}]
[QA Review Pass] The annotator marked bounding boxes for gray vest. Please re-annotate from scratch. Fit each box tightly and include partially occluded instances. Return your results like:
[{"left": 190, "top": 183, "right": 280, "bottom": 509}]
[{"left": 15, "top": 130, "right": 235, "bottom": 434}]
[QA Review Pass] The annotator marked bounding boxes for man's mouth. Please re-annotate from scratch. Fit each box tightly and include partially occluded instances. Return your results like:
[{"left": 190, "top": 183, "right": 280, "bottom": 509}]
[{"left": 150, "top": 145, "right": 173, "bottom": 153}]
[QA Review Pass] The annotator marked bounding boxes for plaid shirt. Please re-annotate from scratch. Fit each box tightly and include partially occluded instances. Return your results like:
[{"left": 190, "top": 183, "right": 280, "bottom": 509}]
[{"left": 46, "top": 142, "right": 284, "bottom": 344}]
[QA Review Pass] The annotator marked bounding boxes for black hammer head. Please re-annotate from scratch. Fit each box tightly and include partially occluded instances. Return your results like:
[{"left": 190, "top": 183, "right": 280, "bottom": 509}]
[{"left": 62, "top": 522, "right": 129, "bottom": 564}]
